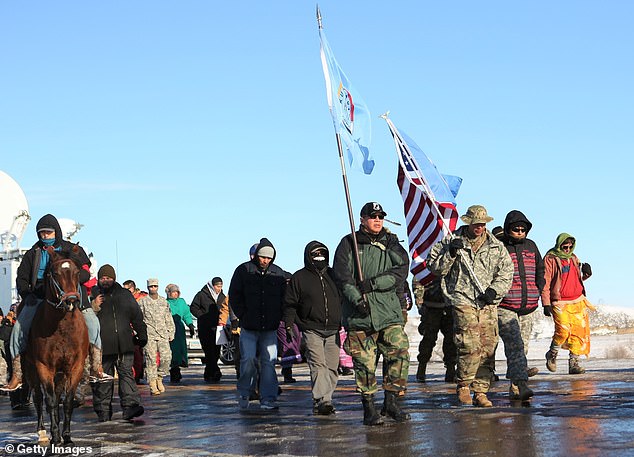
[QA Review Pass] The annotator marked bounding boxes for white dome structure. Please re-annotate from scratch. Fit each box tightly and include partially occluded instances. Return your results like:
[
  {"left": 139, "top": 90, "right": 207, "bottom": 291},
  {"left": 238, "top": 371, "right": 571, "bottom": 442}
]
[{"left": 0, "top": 170, "right": 30, "bottom": 253}]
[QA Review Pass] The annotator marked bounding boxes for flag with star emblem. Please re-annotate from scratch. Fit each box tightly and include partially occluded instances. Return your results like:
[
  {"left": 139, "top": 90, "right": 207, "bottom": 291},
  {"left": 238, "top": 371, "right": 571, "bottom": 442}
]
[{"left": 384, "top": 116, "right": 462, "bottom": 285}]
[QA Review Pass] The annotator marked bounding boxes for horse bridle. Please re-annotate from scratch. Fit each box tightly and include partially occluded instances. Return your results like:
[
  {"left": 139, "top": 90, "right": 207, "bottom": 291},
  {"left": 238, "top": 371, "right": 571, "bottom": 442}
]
[{"left": 46, "top": 260, "right": 83, "bottom": 310}]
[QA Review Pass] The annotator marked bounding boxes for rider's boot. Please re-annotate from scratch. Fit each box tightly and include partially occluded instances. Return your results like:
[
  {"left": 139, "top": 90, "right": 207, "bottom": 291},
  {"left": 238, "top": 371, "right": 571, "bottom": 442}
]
[
  {"left": 1, "top": 355, "right": 23, "bottom": 392},
  {"left": 88, "top": 344, "right": 114, "bottom": 383}
]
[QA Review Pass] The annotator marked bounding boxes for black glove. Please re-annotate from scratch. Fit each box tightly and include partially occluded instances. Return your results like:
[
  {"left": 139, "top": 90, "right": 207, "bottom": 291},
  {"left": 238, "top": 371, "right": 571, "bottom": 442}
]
[
  {"left": 543, "top": 305, "right": 552, "bottom": 317},
  {"left": 134, "top": 336, "right": 147, "bottom": 348},
  {"left": 357, "top": 278, "right": 373, "bottom": 294},
  {"left": 285, "top": 326, "right": 294, "bottom": 343},
  {"left": 230, "top": 319, "right": 239, "bottom": 331},
  {"left": 581, "top": 263, "right": 592, "bottom": 278},
  {"left": 478, "top": 287, "right": 497, "bottom": 305},
  {"left": 188, "top": 324, "right": 196, "bottom": 338},
  {"left": 355, "top": 298, "right": 370, "bottom": 318},
  {"left": 448, "top": 238, "right": 464, "bottom": 257}
]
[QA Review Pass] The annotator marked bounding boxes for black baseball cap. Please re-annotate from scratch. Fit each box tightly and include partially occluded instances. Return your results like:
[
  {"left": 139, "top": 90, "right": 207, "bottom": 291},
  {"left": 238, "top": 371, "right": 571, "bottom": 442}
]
[{"left": 360, "top": 202, "right": 387, "bottom": 217}]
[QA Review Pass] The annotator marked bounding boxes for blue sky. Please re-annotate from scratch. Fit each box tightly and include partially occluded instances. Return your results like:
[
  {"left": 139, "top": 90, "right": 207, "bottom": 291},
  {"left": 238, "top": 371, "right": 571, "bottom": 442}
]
[{"left": 1, "top": 2, "right": 632, "bottom": 308}]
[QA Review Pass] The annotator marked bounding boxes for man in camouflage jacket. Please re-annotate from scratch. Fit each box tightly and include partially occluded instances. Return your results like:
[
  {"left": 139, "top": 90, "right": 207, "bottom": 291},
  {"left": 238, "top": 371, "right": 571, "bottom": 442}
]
[{"left": 427, "top": 205, "right": 513, "bottom": 407}]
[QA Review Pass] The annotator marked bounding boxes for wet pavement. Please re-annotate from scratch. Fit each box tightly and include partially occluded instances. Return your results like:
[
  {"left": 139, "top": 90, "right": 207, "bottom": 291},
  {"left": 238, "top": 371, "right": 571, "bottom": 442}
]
[{"left": 1, "top": 357, "right": 634, "bottom": 457}]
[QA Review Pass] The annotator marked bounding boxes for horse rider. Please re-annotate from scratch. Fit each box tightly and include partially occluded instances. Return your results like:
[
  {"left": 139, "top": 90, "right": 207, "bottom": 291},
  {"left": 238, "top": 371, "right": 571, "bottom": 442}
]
[{"left": 1, "top": 213, "right": 113, "bottom": 392}]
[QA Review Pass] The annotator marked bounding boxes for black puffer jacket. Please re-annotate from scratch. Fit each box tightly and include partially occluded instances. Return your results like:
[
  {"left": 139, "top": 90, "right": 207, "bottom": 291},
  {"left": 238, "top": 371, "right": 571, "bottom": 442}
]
[
  {"left": 283, "top": 241, "right": 342, "bottom": 334},
  {"left": 16, "top": 214, "right": 91, "bottom": 309},
  {"left": 92, "top": 282, "right": 147, "bottom": 356},
  {"left": 190, "top": 285, "right": 224, "bottom": 333},
  {"left": 229, "top": 238, "right": 290, "bottom": 331}
]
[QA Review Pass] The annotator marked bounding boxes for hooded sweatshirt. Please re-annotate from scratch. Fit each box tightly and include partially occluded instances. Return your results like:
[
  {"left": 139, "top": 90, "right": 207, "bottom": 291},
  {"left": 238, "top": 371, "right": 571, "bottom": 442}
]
[
  {"left": 498, "top": 210, "right": 545, "bottom": 315},
  {"left": 283, "top": 241, "right": 342, "bottom": 335}
]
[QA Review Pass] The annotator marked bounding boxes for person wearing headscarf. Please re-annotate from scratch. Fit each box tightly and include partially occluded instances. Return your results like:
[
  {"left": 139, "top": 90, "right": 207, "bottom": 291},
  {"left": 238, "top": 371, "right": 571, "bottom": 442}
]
[
  {"left": 542, "top": 233, "right": 595, "bottom": 375},
  {"left": 166, "top": 283, "right": 195, "bottom": 383},
  {"left": 190, "top": 277, "right": 229, "bottom": 383}
]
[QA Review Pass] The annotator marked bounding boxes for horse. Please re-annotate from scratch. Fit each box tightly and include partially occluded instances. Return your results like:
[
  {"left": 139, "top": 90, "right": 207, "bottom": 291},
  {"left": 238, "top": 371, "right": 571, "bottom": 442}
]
[{"left": 22, "top": 246, "right": 89, "bottom": 445}]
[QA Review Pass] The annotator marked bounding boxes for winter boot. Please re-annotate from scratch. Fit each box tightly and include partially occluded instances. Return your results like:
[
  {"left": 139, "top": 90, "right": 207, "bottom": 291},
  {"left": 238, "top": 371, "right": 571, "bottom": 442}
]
[
  {"left": 445, "top": 365, "right": 456, "bottom": 383},
  {"left": 156, "top": 377, "right": 166, "bottom": 392},
  {"left": 88, "top": 345, "right": 115, "bottom": 383},
  {"left": 382, "top": 391, "right": 411, "bottom": 422},
  {"left": 473, "top": 392, "right": 493, "bottom": 408},
  {"left": 170, "top": 367, "right": 182, "bottom": 383},
  {"left": 416, "top": 364, "right": 427, "bottom": 382},
  {"left": 149, "top": 378, "right": 161, "bottom": 396},
  {"left": 509, "top": 383, "right": 521, "bottom": 401},
  {"left": 282, "top": 367, "right": 296, "bottom": 384},
  {"left": 457, "top": 384, "right": 473, "bottom": 406},
  {"left": 516, "top": 380, "right": 534, "bottom": 401},
  {"left": 361, "top": 394, "right": 384, "bottom": 426},
  {"left": 568, "top": 355, "right": 586, "bottom": 374},
  {"left": 545, "top": 348, "right": 558, "bottom": 372},
  {"left": 527, "top": 367, "right": 539, "bottom": 377},
  {"left": 0, "top": 355, "right": 22, "bottom": 392}
]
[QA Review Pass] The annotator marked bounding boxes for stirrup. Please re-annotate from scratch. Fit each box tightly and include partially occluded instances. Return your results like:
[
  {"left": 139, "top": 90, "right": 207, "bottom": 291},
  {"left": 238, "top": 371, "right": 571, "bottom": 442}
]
[{"left": 89, "top": 372, "right": 114, "bottom": 383}]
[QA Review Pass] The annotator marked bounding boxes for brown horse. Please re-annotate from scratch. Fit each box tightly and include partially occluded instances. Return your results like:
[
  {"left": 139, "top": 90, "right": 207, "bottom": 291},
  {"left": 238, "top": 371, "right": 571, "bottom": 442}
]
[{"left": 22, "top": 246, "right": 89, "bottom": 445}]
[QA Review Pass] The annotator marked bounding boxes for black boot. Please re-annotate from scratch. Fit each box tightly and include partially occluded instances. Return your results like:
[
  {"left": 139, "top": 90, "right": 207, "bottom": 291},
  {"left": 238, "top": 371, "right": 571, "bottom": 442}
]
[
  {"left": 282, "top": 367, "right": 296, "bottom": 384},
  {"left": 416, "top": 364, "right": 426, "bottom": 382},
  {"left": 444, "top": 365, "right": 456, "bottom": 383},
  {"left": 170, "top": 367, "right": 182, "bottom": 383},
  {"left": 361, "top": 394, "right": 384, "bottom": 426},
  {"left": 382, "top": 391, "right": 411, "bottom": 422}
]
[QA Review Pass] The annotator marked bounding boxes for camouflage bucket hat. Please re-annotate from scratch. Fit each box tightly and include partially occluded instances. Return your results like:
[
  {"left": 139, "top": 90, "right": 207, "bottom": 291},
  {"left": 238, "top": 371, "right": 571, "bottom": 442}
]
[{"left": 460, "top": 205, "right": 494, "bottom": 224}]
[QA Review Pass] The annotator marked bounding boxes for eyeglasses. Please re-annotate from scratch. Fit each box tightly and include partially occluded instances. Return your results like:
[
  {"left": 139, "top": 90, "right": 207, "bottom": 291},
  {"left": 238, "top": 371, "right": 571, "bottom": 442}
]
[
  {"left": 511, "top": 227, "right": 526, "bottom": 233},
  {"left": 366, "top": 214, "right": 384, "bottom": 220},
  {"left": 561, "top": 245, "right": 573, "bottom": 251}
]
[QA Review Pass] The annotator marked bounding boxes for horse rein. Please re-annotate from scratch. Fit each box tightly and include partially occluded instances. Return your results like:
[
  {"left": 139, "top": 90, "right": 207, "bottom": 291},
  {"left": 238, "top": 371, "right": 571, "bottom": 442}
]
[{"left": 46, "top": 260, "right": 83, "bottom": 311}]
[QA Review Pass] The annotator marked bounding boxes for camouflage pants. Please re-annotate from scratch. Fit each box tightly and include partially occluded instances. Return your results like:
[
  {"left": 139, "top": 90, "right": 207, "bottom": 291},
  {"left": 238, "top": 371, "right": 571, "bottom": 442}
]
[
  {"left": 417, "top": 306, "right": 456, "bottom": 367},
  {"left": 453, "top": 303, "right": 498, "bottom": 393},
  {"left": 344, "top": 324, "right": 409, "bottom": 395},
  {"left": 144, "top": 338, "right": 172, "bottom": 380},
  {"left": 498, "top": 308, "right": 532, "bottom": 382}
]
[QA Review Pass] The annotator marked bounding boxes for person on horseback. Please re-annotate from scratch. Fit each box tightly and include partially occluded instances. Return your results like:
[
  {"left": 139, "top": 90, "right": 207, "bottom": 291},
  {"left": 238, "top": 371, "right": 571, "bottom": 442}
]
[{"left": 1, "top": 213, "right": 113, "bottom": 392}]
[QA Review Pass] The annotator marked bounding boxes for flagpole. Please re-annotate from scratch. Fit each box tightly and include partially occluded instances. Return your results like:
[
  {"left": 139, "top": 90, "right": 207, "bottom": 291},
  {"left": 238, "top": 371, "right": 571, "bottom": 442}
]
[
  {"left": 318, "top": 5, "right": 365, "bottom": 283},
  {"left": 381, "top": 113, "right": 485, "bottom": 294}
]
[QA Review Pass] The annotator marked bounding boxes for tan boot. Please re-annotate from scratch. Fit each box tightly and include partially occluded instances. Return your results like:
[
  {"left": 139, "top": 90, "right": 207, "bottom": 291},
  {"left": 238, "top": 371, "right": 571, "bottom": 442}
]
[
  {"left": 456, "top": 385, "right": 472, "bottom": 406},
  {"left": 156, "top": 377, "right": 166, "bottom": 393},
  {"left": 0, "top": 355, "right": 22, "bottom": 392},
  {"left": 516, "top": 380, "right": 534, "bottom": 401},
  {"left": 88, "top": 344, "right": 114, "bottom": 383},
  {"left": 473, "top": 392, "right": 493, "bottom": 407},
  {"left": 509, "top": 383, "right": 521, "bottom": 401},
  {"left": 149, "top": 378, "right": 161, "bottom": 396}
]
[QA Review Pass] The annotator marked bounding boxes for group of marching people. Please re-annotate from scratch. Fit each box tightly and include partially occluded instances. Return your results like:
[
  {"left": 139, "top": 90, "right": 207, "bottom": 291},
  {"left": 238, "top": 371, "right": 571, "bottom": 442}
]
[{"left": 1, "top": 203, "right": 594, "bottom": 425}]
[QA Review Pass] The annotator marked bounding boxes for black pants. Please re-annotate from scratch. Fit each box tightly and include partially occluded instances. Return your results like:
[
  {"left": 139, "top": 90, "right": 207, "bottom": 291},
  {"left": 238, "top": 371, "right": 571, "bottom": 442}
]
[
  {"left": 417, "top": 307, "right": 457, "bottom": 367},
  {"left": 92, "top": 352, "right": 141, "bottom": 418},
  {"left": 199, "top": 328, "right": 221, "bottom": 380}
]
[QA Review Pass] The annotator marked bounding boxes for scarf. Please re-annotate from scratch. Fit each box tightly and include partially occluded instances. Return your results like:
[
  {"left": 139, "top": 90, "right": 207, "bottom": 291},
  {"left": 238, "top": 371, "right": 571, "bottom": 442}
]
[
  {"left": 207, "top": 283, "right": 220, "bottom": 303},
  {"left": 38, "top": 240, "right": 59, "bottom": 280},
  {"left": 546, "top": 232, "right": 576, "bottom": 259}
]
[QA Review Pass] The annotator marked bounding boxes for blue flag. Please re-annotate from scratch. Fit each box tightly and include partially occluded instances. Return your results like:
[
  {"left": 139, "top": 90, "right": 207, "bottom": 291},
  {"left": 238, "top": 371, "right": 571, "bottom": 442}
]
[{"left": 319, "top": 28, "right": 374, "bottom": 174}]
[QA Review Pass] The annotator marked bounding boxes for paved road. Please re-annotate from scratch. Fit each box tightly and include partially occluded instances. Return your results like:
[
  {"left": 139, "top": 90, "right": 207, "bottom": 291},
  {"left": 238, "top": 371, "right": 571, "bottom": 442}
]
[{"left": 1, "top": 358, "right": 634, "bottom": 457}]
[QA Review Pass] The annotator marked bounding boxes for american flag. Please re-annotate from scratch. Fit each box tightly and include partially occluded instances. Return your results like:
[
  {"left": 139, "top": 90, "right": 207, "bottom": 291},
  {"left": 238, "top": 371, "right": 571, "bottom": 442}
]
[{"left": 384, "top": 116, "right": 461, "bottom": 286}]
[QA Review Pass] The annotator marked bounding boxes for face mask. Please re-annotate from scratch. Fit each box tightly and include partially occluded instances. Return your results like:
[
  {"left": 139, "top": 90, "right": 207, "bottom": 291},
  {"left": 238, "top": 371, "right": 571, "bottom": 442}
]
[
  {"left": 311, "top": 249, "right": 329, "bottom": 270},
  {"left": 42, "top": 238, "right": 55, "bottom": 246}
]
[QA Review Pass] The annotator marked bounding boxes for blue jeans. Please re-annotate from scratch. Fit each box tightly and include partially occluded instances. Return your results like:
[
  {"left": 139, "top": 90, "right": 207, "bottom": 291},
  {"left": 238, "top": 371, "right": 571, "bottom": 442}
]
[
  {"left": 10, "top": 297, "right": 101, "bottom": 357},
  {"left": 237, "top": 329, "right": 279, "bottom": 402}
]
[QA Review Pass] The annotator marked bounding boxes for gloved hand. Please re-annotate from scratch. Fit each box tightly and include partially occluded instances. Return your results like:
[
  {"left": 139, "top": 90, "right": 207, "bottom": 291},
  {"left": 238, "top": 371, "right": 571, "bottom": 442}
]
[
  {"left": 355, "top": 298, "right": 370, "bottom": 318},
  {"left": 134, "top": 336, "right": 147, "bottom": 348},
  {"left": 581, "top": 263, "right": 592, "bottom": 279},
  {"left": 477, "top": 287, "right": 497, "bottom": 305},
  {"left": 285, "top": 325, "right": 294, "bottom": 343},
  {"left": 448, "top": 238, "right": 464, "bottom": 257},
  {"left": 188, "top": 324, "right": 196, "bottom": 338},
  {"left": 230, "top": 319, "right": 240, "bottom": 331},
  {"left": 357, "top": 278, "right": 373, "bottom": 294},
  {"left": 543, "top": 305, "right": 552, "bottom": 317}
]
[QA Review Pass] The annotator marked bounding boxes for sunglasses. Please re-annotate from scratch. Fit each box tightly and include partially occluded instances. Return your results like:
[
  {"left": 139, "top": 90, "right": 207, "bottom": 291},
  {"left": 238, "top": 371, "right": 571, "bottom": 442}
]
[
  {"left": 366, "top": 214, "right": 384, "bottom": 220},
  {"left": 148, "top": 285, "right": 158, "bottom": 288},
  {"left": 511, "top": 227, "right": 526, "bottom": 233},
  {"left": 561, "top": 245, "right": 573, "bottom": 250}
]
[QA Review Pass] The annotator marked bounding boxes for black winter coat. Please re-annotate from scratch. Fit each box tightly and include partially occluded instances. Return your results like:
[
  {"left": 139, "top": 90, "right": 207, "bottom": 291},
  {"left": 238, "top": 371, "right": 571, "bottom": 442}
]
[
  {"left": 229, "top": 238, "right": 290, "bottom": 331},
  {"left": 190, "top": 285, "right": 224, "bottom": 333},
  {"left": 92, "top": 282, "right": 147, "bottom": 356},
  {"left": 16, "top": 214, "right": 92, "bottom": 309},
  {"left": 283, "top": 241, "right": 342, "bottom": 334}
]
